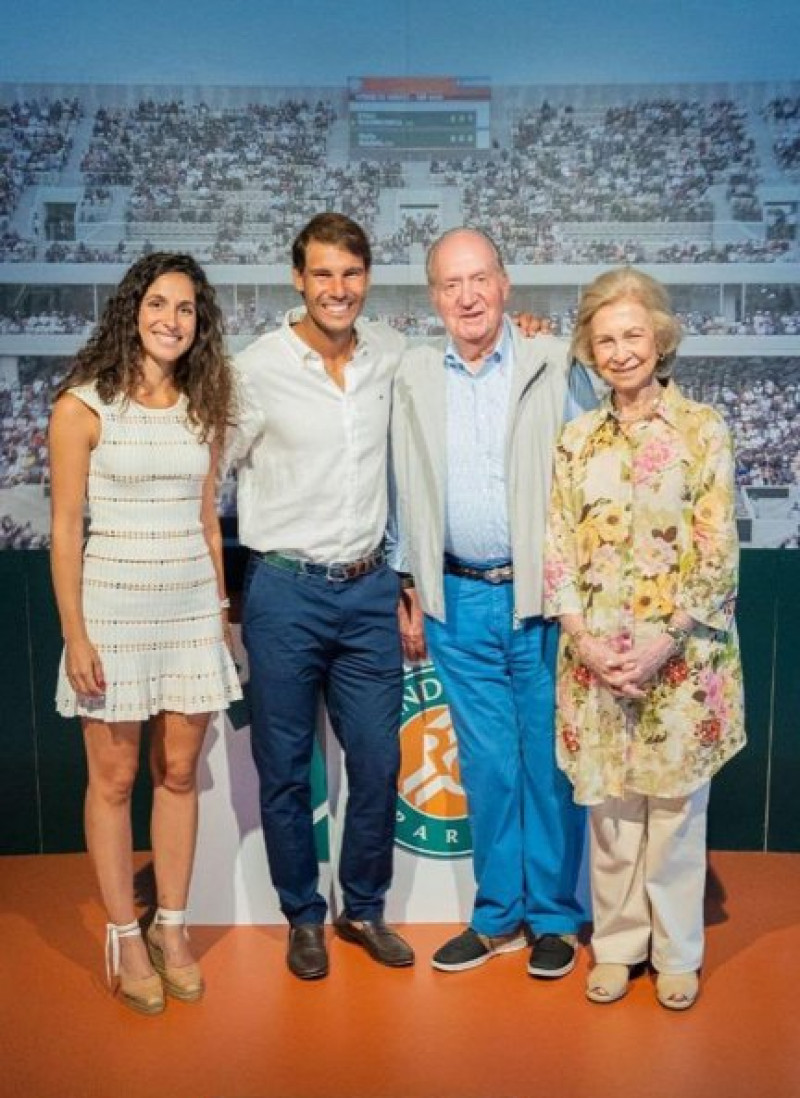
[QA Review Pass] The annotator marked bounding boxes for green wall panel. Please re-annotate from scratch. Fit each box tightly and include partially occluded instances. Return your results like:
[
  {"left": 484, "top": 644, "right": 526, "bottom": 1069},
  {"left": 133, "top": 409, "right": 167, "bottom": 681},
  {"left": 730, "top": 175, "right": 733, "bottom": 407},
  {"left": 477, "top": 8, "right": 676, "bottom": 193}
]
[
  {"left": 0, "top": 554, "right": 39, "bottom": 854},
  {"left": 1, "top": 549, "right": 798, "bottom": 855},
  {"left": 27, "top": 551, "right": 86, "bottom": 853},
  {"left": 707, "top": 550, "right": 776, "bottom": 850},
  {"left": 768, "top": 551, "right": 800, "bottom": 850}
]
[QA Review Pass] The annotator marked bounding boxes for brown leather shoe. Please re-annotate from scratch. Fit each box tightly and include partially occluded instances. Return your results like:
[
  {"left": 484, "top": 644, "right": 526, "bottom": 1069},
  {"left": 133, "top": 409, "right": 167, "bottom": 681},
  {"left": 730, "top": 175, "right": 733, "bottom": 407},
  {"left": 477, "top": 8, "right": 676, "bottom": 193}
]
[
  {"left": 334, "top": 917, "right": 415, "bottom": 967},
  {"left": 287, "top": 924, "right": 328, "bottom": 980}
]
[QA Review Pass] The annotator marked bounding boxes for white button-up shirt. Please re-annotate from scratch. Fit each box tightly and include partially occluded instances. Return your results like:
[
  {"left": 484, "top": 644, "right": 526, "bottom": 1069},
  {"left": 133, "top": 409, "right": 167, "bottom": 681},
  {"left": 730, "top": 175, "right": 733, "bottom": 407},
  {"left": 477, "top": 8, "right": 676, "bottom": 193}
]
[{"left": 226, "top": 308, "right": 404, "bottom": 563}]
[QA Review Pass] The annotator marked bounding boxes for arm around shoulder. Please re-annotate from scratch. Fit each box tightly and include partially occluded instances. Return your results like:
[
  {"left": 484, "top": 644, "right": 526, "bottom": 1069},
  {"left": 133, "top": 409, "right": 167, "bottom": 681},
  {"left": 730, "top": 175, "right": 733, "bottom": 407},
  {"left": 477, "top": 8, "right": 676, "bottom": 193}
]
[{"left": 223, "top": 358, "right": 267, "bottom": 473}]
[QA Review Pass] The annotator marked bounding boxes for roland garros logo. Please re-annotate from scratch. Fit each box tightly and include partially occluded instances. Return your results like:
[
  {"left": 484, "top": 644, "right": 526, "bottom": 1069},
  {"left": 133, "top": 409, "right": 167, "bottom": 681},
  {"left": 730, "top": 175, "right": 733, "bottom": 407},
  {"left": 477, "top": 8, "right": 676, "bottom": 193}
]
[{"left": 395, "top": 662, "right": 472, "bottom": 857}]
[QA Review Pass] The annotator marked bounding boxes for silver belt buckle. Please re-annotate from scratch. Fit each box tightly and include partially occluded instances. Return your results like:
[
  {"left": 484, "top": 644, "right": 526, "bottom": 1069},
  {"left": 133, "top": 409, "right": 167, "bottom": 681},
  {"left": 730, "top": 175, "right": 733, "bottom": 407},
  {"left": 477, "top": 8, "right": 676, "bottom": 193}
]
[
  {"left": 326, "top": 548, "right": 382, "bottom": 582},
  {"left": 484, "top": 564, "right": 513, "bottom": 584},
  {"left": 326, "top": 557, "right": 365, "bottom": 582}
]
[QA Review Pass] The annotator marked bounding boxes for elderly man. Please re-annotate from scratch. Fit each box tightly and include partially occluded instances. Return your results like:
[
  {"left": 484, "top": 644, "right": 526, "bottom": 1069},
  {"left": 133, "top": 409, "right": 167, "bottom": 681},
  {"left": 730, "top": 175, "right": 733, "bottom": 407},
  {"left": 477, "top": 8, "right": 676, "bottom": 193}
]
[
  {"left": 392, "top": 227, "right": 595, "bottom": 977},
  {"left": 227, "top": 212, "right": 414, "bottom": 979}
]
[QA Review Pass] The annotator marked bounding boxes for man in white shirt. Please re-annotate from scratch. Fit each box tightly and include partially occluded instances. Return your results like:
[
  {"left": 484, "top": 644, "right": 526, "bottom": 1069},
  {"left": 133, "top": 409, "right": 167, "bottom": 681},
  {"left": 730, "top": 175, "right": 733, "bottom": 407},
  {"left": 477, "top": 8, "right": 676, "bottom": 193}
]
[{"left": 227, "top": 213, "right": 414, "bottom": 980}]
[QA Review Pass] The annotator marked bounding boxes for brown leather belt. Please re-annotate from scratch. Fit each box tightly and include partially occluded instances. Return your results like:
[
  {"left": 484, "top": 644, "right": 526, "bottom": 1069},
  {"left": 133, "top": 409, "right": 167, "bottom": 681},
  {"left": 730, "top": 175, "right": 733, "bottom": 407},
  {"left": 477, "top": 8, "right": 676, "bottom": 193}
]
[{"left": 256, "top": 545, "right": 385, "bottom": 582}]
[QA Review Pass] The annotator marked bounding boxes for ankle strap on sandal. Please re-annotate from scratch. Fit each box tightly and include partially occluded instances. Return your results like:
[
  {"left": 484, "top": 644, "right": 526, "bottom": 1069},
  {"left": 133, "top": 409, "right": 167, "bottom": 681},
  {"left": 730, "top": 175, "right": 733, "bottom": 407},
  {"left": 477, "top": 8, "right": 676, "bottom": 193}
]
[
  {"left": 154, "top": 907, "right": 188, "bottom": 927},
  {"left": 105, "top": 919, "right": 141, "bottom": 985},
  {"left": 153, "top": 907, "right": 191, "bottom": 939}
]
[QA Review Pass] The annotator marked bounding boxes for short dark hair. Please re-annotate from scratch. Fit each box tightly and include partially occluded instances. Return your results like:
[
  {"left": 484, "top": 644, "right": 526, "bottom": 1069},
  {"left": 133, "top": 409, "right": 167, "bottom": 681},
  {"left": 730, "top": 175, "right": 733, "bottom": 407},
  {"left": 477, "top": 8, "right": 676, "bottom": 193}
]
[{"left": 292, "top": 212, "right": 372, "bottom": 273}]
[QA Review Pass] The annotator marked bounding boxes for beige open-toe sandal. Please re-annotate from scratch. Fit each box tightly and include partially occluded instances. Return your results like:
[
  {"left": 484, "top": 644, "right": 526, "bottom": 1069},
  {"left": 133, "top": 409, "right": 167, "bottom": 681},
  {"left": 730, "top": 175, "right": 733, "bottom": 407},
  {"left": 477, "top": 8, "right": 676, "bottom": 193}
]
[
  {"left": 586, "top": 963, "right": 630, "bottom": 1004},
  {"left": 656, "top": 971, "right": 699, "bottom": 1011}
]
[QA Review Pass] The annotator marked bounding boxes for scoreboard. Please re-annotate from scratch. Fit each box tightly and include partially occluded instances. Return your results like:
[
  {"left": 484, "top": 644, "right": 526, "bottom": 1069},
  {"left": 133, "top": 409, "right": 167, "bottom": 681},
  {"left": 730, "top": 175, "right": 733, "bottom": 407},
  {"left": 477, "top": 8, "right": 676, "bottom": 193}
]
[
  {"left": 348, "top": 77, "right": 491, "bottom": 153},
  {"left": 352, "top": 109, "right": 480, "bottom": 150}
]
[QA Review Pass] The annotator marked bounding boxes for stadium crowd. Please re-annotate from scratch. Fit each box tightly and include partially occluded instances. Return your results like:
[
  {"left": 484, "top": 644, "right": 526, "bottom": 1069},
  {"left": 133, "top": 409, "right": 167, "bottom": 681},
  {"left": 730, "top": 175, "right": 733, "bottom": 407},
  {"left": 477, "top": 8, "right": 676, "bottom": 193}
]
[
  {"left": 3, "top": 352, "right": 798, "bottom": 493},
  {"left": 676, "top": 310, "right": 800, "bottom": 335},
  {"left": 0, "top": 515, "right": 47, "bottom": 549},
  {"left": 79, "top": 98, "right": 377, "bottom": 253},
  {"left": 372, "top": 213, "right": 441, "bottom": 264},
  {"left": 0, "top": 230, "right": 36, "bottom": 262},
  {"left": 0, "top": 311, "right": 93, "bottom": 335},
  {"left": 763, "top": 96, "right": 800, "bottom": 171},
  {"left": 424, "top": 98, "right": 762, "bottom": 263},
  {"left": 5, "top": 303, "right": 799, "bottom": 340},
  {"left": 0, "top": 353, "right": 798, "bottom": 545},
  {"left": 677, "top": 359, "right": 800, "bottom": 486},
  {"left": 82, "top": 99, "right": 335, "bottom": 193},
  {"left": 0, "top": 90, "right": 794, "bottom": 264},
  {"left": 764, "top": 97, "right": 800, "bottom": 123},
  {"left": 0, "top": 97, "right": 82, "bottom": 220},
  {"left": 0, "top": 374, "right": 58, "bottom": 488}
]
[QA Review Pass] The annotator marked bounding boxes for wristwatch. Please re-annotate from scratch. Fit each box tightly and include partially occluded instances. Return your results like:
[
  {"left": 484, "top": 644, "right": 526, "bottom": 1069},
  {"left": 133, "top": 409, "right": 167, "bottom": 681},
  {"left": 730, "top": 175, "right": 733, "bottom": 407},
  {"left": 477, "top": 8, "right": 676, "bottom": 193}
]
[{"left": 664, "top": 623, "right": 690, "bottom": 651}]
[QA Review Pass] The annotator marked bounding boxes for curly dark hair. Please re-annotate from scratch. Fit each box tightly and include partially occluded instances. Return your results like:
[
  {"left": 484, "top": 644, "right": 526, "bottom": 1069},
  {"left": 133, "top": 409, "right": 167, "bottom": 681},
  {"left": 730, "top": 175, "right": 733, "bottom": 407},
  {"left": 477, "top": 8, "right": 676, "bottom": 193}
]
[{"left": 58, "top": 252, "right": 233, "bottom": 441}]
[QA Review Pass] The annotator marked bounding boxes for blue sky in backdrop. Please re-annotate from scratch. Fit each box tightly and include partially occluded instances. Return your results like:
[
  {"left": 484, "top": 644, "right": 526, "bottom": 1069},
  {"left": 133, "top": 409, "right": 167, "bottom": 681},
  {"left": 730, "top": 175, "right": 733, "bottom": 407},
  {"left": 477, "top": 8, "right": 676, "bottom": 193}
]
[{"left": 2, "top": 0, "right": 798, "bottom": 86}]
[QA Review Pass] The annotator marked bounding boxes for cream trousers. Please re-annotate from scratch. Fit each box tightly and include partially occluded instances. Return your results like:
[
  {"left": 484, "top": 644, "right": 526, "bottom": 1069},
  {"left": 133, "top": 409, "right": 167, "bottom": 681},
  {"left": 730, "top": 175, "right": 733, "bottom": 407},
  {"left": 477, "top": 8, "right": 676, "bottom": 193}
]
[{"left": 589, "top": 784, "right": 710, "bottom": 974}]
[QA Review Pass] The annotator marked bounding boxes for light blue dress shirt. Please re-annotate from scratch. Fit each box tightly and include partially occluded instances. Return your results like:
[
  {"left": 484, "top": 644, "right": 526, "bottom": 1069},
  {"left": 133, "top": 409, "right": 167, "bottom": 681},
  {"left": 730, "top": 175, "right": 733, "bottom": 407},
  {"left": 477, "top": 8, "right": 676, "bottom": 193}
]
[
  {"left": 443, "top": 322, "right": 598, "bottom": 565},
  {"left": 444, "top": 321, "right": 514, "bottom": 564}
]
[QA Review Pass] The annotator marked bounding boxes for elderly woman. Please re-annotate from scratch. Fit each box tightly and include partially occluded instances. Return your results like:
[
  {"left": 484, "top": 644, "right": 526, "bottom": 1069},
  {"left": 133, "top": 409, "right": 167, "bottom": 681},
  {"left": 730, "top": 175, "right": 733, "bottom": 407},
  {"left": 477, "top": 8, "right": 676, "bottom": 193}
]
[{"left": 544, "top": 268, "right": 745, "bottom": 1010}]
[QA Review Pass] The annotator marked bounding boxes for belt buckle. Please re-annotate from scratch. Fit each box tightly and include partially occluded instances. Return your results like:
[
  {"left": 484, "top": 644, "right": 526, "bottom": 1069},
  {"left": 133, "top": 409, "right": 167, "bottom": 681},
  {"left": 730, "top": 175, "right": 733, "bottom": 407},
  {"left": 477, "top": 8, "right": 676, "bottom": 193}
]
[
  {"left": 327, "top": 553, "right": 378, "bottom": 582},
  {"left": 484, "top": 565, "right": 512, "bottom": 584}
]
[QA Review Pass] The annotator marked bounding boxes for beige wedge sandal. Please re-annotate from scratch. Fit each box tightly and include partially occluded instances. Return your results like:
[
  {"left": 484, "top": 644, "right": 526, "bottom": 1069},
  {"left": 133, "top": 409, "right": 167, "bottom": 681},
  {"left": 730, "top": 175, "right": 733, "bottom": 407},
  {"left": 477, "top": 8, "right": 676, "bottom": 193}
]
[
  {"left": 106, "top": 920, "right": 165, "bottom": 1015},
  {"left": 146, "top": 907, "right": 205, "bottom": 1002}
]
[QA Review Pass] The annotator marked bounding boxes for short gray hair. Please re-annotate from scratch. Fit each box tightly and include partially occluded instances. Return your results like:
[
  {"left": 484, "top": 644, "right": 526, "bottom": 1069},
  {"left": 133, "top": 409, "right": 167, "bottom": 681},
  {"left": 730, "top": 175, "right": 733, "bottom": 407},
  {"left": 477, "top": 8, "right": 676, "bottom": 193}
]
[{"left": 425, "top": 227, "right": 506, "bottom": 285}]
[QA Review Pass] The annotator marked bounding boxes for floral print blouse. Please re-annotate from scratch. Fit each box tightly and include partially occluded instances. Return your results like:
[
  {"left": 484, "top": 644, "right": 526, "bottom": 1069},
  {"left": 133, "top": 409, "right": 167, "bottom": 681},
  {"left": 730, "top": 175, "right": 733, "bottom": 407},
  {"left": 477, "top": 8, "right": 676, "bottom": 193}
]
[{"left": 544, "top": 380, "right": 746, "bottom": 804}]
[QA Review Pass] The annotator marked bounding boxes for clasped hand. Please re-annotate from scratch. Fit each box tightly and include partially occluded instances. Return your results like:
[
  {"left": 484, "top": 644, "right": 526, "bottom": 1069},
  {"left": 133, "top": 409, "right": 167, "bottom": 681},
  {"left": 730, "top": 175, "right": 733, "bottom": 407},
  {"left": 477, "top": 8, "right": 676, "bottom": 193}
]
[{"left": 576, "top": 633, "right": 676, "bottom": 699}]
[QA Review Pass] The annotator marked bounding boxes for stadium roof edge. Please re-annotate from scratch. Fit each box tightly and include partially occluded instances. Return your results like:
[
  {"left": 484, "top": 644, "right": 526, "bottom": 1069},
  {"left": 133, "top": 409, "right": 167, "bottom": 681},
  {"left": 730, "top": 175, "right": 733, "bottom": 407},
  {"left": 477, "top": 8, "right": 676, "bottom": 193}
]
[{"left": 2, "top": 79, "right": 800, "bottom": 101}]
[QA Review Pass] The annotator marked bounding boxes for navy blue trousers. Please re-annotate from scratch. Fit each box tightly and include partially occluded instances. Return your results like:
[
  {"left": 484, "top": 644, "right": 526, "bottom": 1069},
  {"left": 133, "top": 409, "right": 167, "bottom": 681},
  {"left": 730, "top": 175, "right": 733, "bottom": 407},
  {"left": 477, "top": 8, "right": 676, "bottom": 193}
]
[{"left": 243, "top": 556, "right": 403, "bottom": 925}]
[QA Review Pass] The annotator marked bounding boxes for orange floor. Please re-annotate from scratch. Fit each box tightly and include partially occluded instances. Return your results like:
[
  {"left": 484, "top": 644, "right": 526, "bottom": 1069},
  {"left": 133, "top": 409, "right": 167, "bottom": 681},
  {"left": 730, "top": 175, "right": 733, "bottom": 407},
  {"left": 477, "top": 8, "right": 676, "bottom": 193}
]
[{"left": 2, "top": 851, "right": 799, "bottom": 1098}]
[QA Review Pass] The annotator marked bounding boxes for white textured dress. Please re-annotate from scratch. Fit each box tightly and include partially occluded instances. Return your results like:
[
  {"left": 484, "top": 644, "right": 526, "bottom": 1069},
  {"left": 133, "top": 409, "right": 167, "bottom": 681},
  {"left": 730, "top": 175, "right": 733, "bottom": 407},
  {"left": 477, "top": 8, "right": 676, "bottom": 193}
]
[{"left": 55, "top": 383, "right": 242, "bottom": 721}]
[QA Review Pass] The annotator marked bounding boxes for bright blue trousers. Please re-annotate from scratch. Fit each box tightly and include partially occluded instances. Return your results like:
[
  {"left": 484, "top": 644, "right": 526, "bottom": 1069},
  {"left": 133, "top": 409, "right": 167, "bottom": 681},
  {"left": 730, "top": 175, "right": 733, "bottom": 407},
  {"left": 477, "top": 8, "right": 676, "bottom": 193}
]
[{"left": 425, "top": 574, "right": 587, "bottom": 937}]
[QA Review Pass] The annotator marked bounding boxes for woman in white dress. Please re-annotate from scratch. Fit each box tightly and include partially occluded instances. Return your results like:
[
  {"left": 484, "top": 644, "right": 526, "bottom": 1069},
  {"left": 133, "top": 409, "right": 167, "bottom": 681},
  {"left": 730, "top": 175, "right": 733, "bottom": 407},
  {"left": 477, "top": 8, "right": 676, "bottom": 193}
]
[{"left": 49, "top": 253, "right": 241, "bottom": 1014}]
